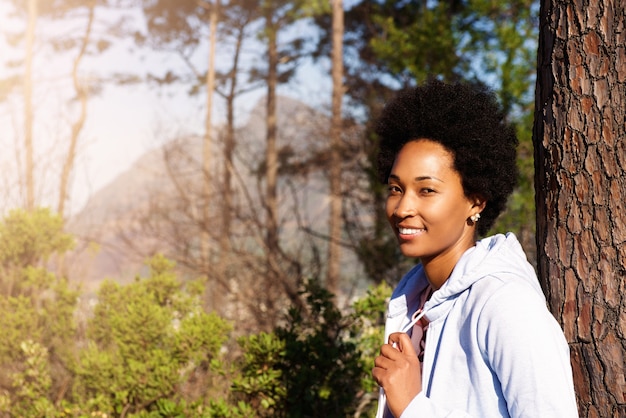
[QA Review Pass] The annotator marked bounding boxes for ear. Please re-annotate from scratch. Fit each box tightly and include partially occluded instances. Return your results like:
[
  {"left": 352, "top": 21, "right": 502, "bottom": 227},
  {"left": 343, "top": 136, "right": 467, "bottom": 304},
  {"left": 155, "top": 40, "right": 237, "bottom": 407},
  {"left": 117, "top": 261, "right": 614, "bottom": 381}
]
[{"left": 470, "top": 195, "right": 486, "bottom": 213}]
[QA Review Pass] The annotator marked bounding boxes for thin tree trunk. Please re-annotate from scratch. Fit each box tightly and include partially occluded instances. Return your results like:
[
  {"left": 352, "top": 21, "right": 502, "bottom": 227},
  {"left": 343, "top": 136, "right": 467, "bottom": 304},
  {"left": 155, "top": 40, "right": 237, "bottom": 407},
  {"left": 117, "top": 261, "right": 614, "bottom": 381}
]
[
  {"left": 24, "top": 0, "right": 37, "bottom": 211},
  {"left": 58, "top": 2, "right": 94, "bottom": 218},
  {"left": 534, "top": 0, "right": 626, "bottom": 416},
  {"left": 201, "top": 0, "right": 219, "bottom": 275},
  {"left": 326, "top": 0, "right": 344, "bottom": 298},
  {"left": 221, "top": 10, "right": 244, "bottom": 257},
  {"left": 263, "top": 11, "right": 280, "bottom": 321},
  {"left": 265, "top": 16, "right": 279, "bottom": 258}
]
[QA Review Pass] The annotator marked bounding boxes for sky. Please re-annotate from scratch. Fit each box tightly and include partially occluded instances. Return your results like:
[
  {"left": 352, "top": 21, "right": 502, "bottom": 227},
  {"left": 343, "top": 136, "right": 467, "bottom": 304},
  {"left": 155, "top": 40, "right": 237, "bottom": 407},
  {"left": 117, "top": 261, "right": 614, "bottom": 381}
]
[
  {"left": 0, "top": 2, "right": 207, "bottom": 214},
  {"left": 0, "top": 50, "right": 185, "bottom": 215},
  {"left": 0, "top": 1, "right": 331, "bottom": 217}
]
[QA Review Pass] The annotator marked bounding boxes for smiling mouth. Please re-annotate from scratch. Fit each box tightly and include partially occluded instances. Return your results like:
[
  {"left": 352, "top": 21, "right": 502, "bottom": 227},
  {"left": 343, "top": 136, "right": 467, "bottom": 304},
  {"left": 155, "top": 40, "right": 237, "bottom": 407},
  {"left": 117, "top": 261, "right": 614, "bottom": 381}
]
[{"left": 398, "top": 227, "right": 424, "bottom": 235}]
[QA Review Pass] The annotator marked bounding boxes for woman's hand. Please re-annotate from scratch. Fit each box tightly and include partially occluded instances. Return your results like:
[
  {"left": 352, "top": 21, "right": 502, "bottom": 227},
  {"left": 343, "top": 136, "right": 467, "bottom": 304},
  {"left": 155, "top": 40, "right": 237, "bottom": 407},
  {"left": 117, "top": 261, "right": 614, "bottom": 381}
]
[{"left": 372, "top": 332, "right": 422, "bottom": 417}]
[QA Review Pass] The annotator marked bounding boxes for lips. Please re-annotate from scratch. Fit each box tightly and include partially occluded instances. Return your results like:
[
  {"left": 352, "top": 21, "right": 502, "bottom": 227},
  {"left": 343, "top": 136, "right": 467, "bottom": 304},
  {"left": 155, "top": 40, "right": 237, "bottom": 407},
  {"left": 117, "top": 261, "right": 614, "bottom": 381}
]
[{"left": 396, "top": 224, "right": 425, "bottom": 236}]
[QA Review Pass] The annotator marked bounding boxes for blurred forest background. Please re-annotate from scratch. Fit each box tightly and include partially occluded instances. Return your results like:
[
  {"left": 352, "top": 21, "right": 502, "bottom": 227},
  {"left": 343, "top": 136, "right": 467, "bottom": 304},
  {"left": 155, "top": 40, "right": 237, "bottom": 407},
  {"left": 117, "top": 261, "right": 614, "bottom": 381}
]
[{"left": 0, "top": 0, "right": 539, "bottom": 416}]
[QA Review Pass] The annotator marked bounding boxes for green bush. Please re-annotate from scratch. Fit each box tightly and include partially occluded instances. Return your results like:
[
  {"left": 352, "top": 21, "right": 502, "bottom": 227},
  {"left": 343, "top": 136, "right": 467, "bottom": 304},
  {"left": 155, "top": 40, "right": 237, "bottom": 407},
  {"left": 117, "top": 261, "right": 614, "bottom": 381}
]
[
  {"left": 72, "top": 255, "right": 232, "bottom": 416},
  {"left": 0, "top": 209, "right": 395, "bottom": 417},
  {"left": 230, "top": 280, "right": 391, "bottom": 418},
  {"left": 0, "top": 208, "right": 78, "bottom": 417}
]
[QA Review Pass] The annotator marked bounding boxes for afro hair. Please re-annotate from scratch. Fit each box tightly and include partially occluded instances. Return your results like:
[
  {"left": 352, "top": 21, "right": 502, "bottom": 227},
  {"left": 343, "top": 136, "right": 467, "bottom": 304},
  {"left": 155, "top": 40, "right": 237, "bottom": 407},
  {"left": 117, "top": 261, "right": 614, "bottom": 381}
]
[{"left": 375, "top": 79, "right": 519, "bottom": 236}]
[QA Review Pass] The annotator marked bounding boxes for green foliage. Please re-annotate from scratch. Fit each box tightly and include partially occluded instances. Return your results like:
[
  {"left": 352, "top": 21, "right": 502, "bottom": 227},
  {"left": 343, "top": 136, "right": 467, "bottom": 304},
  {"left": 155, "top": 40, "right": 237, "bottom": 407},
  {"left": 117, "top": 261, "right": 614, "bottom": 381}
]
[
  {"left": 232, "top": 332, "right": 286, "bottom": 416},
  {"left": 348, "top": 282, "right": 392, "bottom": 398},
  {"left": 298, "top": 0, "right": 331, "bottom": 16},
  {"left": 0, "top": 208, "right": 74, "bottom": 270},
  {"left": 492, "top": 110, "right": 536, "bottom": 238},
  {"left": 274, "top": 281, "right": 365, "bottom": 417},
  {"left": 207, "top": 400, "right": 256, "bottom": 417},
  {"left": 459, "top": 0, "right": 538, "bottom": 242},
  {"left": 126, "top": 397, "right": 255, "bottom": 418},
  {"left": 231, "top": 280, "right": 379, "bottom": 418},
  {"left": 0, "top": 340, "right": 55, "bottom": 417},
  {"left": 0, "top": 212, "right": 392, "bottom": 417},
  {"left": 73, "top": 254, "right": 232, "bottom": 416},
  {"left": 370, "top": 3, "right": 462, "bottom": 82},
  {"left": 0, "top": 208, "right": 79, "bottom": 417},
  {"left": 0, "top": 296, "right": 41, "bottom": 362},
  {"left": 0, "top": 205, "right": 395, "bottom": 418}
]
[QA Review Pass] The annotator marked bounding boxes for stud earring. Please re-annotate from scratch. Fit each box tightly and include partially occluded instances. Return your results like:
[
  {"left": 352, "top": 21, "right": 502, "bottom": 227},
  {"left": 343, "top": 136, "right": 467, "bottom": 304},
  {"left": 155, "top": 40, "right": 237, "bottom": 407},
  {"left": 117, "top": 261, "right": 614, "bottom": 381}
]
[{"left": 470, "top": 213, "right": 481, "bottom": 223}]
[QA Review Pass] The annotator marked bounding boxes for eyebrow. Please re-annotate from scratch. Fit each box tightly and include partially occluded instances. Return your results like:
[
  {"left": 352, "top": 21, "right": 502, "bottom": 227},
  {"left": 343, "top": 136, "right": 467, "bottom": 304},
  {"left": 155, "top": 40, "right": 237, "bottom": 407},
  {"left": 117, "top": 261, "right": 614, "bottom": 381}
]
[{"left": 388, "top": 174, "right": 444, "bottom": 183}]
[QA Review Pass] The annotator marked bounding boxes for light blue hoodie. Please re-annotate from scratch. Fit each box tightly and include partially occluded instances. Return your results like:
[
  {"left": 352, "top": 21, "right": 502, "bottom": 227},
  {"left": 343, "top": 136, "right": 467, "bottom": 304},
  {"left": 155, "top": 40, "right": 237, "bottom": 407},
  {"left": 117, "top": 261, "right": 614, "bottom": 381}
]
[{"left": 377, "top": 233, "right": 578, "bottom": 417}]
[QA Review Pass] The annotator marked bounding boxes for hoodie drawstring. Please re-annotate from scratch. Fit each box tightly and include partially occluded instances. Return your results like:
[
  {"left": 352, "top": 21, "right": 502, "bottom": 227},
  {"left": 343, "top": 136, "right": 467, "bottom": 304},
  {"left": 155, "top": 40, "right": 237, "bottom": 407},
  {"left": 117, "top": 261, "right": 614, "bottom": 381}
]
[{"left": 375, "top": 309, "right": 429, "bottom": 418}]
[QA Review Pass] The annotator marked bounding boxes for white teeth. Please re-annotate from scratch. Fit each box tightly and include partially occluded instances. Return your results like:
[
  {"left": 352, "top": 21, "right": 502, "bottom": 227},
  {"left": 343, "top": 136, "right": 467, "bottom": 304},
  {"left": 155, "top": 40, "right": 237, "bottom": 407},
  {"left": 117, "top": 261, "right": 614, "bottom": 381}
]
[{"left": 399, "top": 227, "right": 421, "bottom": 235}]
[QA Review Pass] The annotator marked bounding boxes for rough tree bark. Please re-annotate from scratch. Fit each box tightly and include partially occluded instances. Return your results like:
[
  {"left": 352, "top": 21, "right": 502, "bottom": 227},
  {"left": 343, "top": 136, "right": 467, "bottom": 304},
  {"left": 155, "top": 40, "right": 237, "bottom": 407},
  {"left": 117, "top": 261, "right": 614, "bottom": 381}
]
[{"left": 534, "top": 0, "right": 626, "bottom": 416}]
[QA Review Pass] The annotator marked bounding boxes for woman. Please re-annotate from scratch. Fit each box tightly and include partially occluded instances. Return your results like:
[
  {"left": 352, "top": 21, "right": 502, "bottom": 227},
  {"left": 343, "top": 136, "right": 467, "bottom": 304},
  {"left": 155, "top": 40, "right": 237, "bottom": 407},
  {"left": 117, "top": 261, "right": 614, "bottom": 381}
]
[{"left": 371, "top": 80, "right": 578, "bottom": 418}]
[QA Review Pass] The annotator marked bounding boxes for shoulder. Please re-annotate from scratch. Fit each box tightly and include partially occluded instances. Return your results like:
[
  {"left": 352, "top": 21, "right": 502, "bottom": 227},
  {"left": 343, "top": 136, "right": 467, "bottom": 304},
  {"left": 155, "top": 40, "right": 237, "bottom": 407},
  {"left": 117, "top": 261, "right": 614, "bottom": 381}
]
[
  {"left": 478, "top": 273, "right": 545, "bottom": 308},
  {"left": 470, "top": 274, "right": 566, "bottom": 354},
  {"left": 470, "top": 274, "right": 550, "bottom": 334},
  {"left": 467, "top": 278, "right": 576, "bottom": 417}
]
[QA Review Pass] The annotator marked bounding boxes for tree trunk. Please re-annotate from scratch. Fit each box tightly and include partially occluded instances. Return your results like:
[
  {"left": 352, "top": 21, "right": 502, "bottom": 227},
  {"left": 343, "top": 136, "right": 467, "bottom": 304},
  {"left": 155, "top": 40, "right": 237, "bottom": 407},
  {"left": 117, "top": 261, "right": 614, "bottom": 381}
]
[
  {"left": 326, "top": 0, "right": 344, "bottom": 298},
  {"left": 58, "top": 2, "right": 94, "bottom": 219},
  {"left": 265, "top": 15, "right": 279, "bottom": 259},
  {"left": 262, "top": 10, "right": 280, "bottom": 322},
  {"left": 221, "top": 7, "right": 245, "bottom": 258},
  {"left": 24, "top": 0, "right": 37, "bottom": 211},
  {"left": 534, "top": 0, "right": 626, "bottom": 416},
  {"left": 201, "top": 0, "right": 219, "bottom": 285}
]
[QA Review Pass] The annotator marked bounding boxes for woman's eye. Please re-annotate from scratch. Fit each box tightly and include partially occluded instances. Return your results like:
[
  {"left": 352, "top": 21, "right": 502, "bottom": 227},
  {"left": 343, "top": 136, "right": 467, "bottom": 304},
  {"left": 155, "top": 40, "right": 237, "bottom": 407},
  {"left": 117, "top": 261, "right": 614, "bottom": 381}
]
[
  {"left": 387, "top": 185, "right": 402, "bottom": 194},
  {"left": 421, "top": 188, "right": 435, "bottom": 194}
]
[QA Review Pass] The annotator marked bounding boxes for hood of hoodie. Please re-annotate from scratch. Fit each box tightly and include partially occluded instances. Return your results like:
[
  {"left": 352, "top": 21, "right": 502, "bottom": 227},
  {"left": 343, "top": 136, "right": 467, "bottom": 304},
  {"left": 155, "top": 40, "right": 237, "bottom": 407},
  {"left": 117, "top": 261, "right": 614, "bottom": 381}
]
[{"left": 421, "top": 232, "right": 542, "bottom": 323}]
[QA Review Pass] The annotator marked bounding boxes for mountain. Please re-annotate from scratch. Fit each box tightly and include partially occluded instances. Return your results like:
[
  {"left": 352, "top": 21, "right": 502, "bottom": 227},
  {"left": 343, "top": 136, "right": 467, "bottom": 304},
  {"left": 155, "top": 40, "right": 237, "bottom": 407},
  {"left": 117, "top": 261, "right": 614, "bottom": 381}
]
[{"left": 65, "top": 95, "right": 362, "bottom": 302}]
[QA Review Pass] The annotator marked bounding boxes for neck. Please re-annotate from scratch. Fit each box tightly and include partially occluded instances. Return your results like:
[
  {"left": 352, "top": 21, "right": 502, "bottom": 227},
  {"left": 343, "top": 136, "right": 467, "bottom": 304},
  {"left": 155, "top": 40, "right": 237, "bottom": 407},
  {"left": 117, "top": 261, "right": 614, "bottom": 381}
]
[{"left": 421, "top": 235, "right": 477, "bottom": 290}]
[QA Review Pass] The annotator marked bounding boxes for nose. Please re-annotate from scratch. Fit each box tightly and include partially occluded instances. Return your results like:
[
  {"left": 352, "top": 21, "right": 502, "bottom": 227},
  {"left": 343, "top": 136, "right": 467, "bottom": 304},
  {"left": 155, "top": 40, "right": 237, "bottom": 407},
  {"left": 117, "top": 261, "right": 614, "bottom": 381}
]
[{"left": 393, "top": 195, "right": 417, "bottom": 218}]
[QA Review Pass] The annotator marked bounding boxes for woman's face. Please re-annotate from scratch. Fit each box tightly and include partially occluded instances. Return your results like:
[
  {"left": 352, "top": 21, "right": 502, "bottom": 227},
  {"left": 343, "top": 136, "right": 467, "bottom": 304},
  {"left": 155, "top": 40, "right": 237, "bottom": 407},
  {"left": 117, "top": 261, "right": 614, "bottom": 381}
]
[{"left": 386, "top": 139, "right": 480, "bottom": 263}]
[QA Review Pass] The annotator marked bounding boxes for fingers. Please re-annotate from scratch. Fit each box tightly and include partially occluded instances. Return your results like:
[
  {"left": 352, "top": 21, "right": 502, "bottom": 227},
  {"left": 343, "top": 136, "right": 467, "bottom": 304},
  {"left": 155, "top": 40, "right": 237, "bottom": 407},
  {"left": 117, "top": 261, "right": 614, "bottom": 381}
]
[
  {"left": 372, "top": 333, "right": 423, "bottom": 418},
  {"left": 388, "top": 332, "right": 417, "bottom": 357},
  {"left": 372, "top": 361, "right": 385, "bottom": 385},
  {"left": 372, "top": 342, "right": 399, "bottom": 386},
  {"left": 372, "top": 344, "right": 396, "bottom": 379},
  {"left": 372, "top": 332, "right": 419, "bottom": 386}
]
